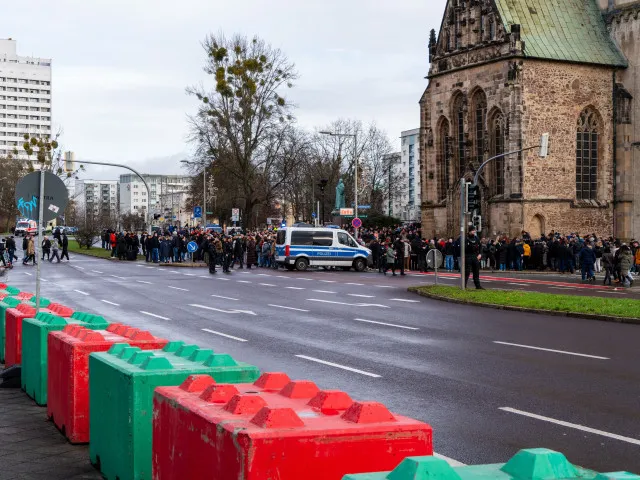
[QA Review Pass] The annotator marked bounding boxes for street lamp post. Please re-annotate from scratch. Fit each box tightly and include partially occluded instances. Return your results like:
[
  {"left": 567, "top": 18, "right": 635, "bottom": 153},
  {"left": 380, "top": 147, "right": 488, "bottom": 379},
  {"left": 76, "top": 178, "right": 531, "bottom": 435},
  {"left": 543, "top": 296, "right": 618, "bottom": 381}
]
[
  {"left": 181, "top": 160, "right": 207, "bottom": 229},
  {"left": 319, "top": 131, "right": 359, "bottom": 238}
]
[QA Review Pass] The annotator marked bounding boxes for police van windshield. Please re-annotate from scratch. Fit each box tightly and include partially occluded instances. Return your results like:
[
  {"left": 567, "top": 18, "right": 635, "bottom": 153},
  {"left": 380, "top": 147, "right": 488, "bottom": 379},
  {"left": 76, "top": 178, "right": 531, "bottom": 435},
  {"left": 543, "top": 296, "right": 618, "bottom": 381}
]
[{"left": 338, "top": 232, "right": 357, "bottom": 248}]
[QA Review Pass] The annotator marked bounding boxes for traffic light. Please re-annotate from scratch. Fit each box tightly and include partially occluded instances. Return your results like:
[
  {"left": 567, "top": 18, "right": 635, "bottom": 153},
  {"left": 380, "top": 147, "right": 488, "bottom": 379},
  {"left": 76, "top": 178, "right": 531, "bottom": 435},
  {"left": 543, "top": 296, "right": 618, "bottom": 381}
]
[
  {"left": 472, "top": 214, "right": 482, "bottom": 232},
  {"left": 467, "top": 183, "right": 481, "bottom": 214}
]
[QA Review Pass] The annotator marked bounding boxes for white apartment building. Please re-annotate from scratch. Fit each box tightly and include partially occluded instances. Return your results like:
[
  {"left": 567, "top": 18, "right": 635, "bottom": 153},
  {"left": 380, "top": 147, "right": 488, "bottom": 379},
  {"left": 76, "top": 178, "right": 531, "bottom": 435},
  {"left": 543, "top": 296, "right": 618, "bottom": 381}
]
[
  {"left": 0, "top": 39, "right": 52, "bottom": 159},
  {"left": 158, "top": 190, "right": 190, "bottom": 226},
  {"left": 383, "top": 128, "right": 422, "bottom": 222},
  {"left": 75, "top": 179, "right": 119, "bottom": 220},
  {"left": 119, "top": 174, "right": 191, "bottom": 219}
]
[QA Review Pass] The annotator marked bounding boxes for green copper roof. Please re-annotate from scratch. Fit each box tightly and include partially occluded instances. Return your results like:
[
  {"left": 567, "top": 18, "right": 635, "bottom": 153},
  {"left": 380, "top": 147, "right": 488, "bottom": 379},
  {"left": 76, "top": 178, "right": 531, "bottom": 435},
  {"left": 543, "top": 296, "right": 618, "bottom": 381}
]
[{"left": 495, "top": 0, "right": 628, "bottom": 67}]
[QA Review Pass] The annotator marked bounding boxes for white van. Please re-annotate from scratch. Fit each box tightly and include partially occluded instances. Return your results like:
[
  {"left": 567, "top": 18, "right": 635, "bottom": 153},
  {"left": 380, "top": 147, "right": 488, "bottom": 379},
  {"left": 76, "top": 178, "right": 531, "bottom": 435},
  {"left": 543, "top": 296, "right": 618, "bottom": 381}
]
[{"left": 275, "top": 226, "right": 371, "bottom": 272}]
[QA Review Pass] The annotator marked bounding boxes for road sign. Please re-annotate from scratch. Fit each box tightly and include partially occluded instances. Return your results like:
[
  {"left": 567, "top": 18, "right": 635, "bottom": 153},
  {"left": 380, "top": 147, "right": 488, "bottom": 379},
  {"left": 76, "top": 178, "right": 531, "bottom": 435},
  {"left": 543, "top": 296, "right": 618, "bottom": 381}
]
[
  {"left": 352, "top": 217, "right": 362, "bottom": 229},
  {"left": 15, "top": 171, "right": 69, "bottom": 223},
  {"left": 352, "top": 204, "right": 371, "bottom": 209},
  {"left": 426, "top": 249, "right": 444, "bottom": 285},
  {"left": 193, "top": 206, "right": 202, "bottom": 218},
  {"left": 187, "top": 241, "right": 198, "bottom": 253},
  {"left": 232, "top": 208, "right": 240, "bottom": 222},
  {"left": 342, "top": 215, "right": 368, "bottom": 219},
  {"left": 311, "top": 212, "right": 317, "bottom": 218},
  {"left": 340, "top": 208, "right": 354, "bottom": 216}
]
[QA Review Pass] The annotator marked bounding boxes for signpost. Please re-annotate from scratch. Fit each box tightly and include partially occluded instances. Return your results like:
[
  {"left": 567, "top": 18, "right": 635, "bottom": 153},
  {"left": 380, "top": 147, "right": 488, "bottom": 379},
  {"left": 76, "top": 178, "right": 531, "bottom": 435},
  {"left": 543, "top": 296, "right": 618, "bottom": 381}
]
[
  {"left": 193, "top": 206, "right": 202, "bottom": 219},
  {"left": 15, "top": 171, "right": 69, "bottom": 312},
  {"left": 426, "top": 249, "right": 443, "bottom": 285},
  {"left": 351, "top": 217, "right": 362, "bottom": 229},
  {"left": 231, "top": 208, "right": 240, "bottom": 223},
  {"left": 340, "top": 208, "right": 354, "bottom": 216},
  {"left": 187, "top": 241, "right": 198, "bottom": 253}
]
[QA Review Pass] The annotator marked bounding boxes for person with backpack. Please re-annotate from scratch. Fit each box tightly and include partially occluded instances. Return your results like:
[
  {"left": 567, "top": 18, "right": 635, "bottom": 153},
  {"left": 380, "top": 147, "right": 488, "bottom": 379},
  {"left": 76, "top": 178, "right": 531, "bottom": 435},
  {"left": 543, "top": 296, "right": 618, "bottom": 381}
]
[{"left": 50, "top": 237, "right": 61, "bottom": 263}]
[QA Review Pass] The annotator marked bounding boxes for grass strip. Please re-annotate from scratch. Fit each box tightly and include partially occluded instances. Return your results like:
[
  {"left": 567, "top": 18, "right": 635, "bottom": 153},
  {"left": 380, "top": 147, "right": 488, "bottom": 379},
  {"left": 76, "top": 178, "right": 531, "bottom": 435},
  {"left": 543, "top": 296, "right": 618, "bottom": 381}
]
[
  {"left": 67, "top": 240, "right": 144, "bottom": 260},
  {"left": 410, "top": 285, "right": 640, "bottom": 320}
]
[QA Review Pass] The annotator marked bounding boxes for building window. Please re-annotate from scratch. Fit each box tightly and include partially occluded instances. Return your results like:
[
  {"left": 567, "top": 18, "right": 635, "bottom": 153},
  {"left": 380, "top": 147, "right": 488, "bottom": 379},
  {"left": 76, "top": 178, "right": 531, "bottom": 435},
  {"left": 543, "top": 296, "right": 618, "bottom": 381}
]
[
  {"left": 490, "top": 111, "right": 507, "bottom": 196},
  {"left": 472, "top": 90, "right": 487, "bottom": 165},
  {"left": 437, "top": 118, "right": 451, "bottom": 201},
  {"left": 452, "top": 94, "right": 466, "bottom": 178},
  {"left": 489, "top": 18, "right": 496, "bottom": 40},
  {"left": 576, "top": 108, "right": 600, "bottom": 201},
  {"left": 616, "top": 86, "right": 632, "bottom": 125}
]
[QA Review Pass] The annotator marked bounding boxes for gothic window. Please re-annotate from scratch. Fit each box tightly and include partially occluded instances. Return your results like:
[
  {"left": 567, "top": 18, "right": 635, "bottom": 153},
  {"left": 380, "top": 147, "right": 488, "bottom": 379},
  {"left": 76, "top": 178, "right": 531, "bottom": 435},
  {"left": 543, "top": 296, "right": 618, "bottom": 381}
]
[
  {"left": 445, "top": 31, "right": 451, "bottom": 52},
  {"left": 489, "top": 18, "right": 496, "bottom": 40},
  {"left": 437, "top": 118, "right": 450, "bottom": 201},
  {"left": 452, "top": 95, "right": 466, "bottom": 178},
  {"left": 576, "top": 108, "right": 600, "bottom": 201},
  {"left": 616, "top": 85, "right": 632, "bottom": 124},
  {"left": 490, "top": 111, "right": 507, "bottom": 196},
  {"left": 472, "top": 90, "right": 487, "bottom": 165},
  {"left": 479, "top": 8, "right": 485, "bottom": 42}
]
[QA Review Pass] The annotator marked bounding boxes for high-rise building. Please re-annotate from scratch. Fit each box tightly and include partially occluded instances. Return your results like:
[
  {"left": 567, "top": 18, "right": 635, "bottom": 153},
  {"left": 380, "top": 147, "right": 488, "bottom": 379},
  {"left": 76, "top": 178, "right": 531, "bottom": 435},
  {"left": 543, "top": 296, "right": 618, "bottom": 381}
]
[
  {"left": 0, "top": 39, "right": 52, "bottom": 159},
  {"left": 383, "top": 129, "right": 422, "bottom": 222},
  {"left": 119, "top": 174, "right": 191, "bottom": 220},
  {"left": 75, "top": 179, "right": 119, "bottom": 221}
]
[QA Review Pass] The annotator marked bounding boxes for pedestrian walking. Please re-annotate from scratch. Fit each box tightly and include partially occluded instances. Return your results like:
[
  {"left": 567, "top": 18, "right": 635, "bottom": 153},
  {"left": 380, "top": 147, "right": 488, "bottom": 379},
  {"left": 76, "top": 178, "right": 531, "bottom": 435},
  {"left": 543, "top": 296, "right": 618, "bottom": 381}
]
[
  {"left": 61, "top": 232, "right": 70, "bottom": 261},
  {"left": 463, "top": 226, "right": 484, "bottom": 289},
  {"left": 23, "top": 235, "right": 36, "bottom": 265},
  {"left": 41, "top": 236, "right": 51, "bottom": 261},
  {"left": 50, "top": 237, "right": 61, "bottom": 263},
  {"left": 384, "top": 241, "right": 396, "bottom": 276}
]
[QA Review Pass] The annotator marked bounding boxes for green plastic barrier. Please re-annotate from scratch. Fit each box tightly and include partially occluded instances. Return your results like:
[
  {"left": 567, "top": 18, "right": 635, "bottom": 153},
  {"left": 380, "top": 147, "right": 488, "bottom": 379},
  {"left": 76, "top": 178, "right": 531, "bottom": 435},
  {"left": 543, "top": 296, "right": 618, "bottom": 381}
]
[
  {"left": 342, "top": 448, "right": 640, "bottom": 480},
  {"left": 89, "top": 341, "right": 260, "bottom": 480},
  {"left": 25, "top": 297, "right": 52, "bottom": 308},
  {"left": 21, "top": 313, "right": 109, "bottom": 406},
  {"left": 71, "top": 312, "right": 108, "bottom": 324},
  {"left": 4, "top": 286, "right": 20, "bottom": 295}
]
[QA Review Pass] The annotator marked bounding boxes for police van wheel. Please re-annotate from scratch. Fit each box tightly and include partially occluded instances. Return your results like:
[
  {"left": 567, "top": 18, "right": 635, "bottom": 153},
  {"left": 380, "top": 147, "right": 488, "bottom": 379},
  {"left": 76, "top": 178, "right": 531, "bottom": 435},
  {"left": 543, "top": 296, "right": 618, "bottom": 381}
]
[
  {"left": 353, "top": 258, "right": 366, "bottom": 272},
  {"left": 295, "top": 258, "right": 309, "bottom": 271}
]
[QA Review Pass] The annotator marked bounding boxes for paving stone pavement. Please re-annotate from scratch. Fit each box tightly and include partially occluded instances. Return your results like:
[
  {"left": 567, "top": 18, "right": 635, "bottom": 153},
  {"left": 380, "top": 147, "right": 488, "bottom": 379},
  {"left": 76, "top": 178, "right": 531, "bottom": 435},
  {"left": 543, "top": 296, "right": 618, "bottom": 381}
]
[{"left": 0, "top": 382, "right": 102, "bottom": 480}]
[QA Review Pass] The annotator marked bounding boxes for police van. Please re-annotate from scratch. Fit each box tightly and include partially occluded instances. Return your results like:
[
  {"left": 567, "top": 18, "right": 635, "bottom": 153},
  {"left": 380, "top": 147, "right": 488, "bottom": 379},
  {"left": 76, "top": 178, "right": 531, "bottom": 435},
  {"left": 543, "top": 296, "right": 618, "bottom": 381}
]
[{"left": 275, "top": 226, "right": 371, "bottom": 272}]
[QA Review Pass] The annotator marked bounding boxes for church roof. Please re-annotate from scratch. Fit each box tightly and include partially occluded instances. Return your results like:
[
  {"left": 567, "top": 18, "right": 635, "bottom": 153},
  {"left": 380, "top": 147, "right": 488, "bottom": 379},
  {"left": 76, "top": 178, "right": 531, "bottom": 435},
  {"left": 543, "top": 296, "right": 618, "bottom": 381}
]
[{"left": 495, "top": 0, "right": 628, "bottom": 67}]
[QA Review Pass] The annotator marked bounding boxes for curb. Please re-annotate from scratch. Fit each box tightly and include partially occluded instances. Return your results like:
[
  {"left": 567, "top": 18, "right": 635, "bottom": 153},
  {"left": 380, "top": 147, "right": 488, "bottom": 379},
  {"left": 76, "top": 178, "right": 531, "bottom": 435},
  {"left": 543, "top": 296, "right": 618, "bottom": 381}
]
[
  {"left": 158, "top": 263, "right": 206, "bottom": 268},
  {"left": 407, "top": 287, "right": 640, "bottom": 325},
  {"left": 68, "top": 249, "right": 144, "bottom": 263}
]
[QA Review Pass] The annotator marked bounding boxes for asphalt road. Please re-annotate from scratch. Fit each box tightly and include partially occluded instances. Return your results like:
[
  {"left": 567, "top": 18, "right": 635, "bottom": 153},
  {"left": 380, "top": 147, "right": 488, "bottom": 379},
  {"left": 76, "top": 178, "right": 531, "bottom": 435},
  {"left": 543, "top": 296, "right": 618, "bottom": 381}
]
[{"left": 5, "top": 254, "right": 640, "bottom": 473}]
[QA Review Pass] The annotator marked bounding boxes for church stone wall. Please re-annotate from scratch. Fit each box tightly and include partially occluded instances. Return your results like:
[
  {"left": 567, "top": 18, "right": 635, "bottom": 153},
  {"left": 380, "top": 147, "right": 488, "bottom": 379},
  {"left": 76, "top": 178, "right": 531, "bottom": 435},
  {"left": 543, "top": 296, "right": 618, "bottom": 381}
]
[{"left": 520, "top": 60, "right": 615, "bottom": 238}]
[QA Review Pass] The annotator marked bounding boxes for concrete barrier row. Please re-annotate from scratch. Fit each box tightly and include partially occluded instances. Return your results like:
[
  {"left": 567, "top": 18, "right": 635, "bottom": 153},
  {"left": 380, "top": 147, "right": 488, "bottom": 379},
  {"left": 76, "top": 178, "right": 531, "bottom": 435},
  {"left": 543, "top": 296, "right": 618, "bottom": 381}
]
[{"left": 0, "top": 284, "right": 637, "bottom": 480}]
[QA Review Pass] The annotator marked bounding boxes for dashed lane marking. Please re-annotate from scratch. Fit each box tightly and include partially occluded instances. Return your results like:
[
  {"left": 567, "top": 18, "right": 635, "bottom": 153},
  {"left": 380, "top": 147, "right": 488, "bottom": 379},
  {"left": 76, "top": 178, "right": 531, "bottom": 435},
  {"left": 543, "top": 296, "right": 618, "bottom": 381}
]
[
  {"left": 101, "top": 300, "right": 120, "bottom": 306},
  {"left": 268, "top": 304, "right": 309, "bottom": 312},
  {"left": 168, "top": 286, "right": 188, "bottom": 292},
  {"left": 110, "top": 275, "right": 126, "bottom": 280},
  {"left": 73, "top": 289, "right": 89, "bottom": 296},
  {"left": 211, "top": 294, "right": 238, "bottom": 301},
  {"left": 91, "top": 270, "right": 104, "bottom": 274},
  {"left": 313, "top": 290, "right": 336, "bottom": 294},
  {"left": 354, "top": 318, "right": 419, "bottom": 330},
  {"left": 140, "top": 311, "right": 170, "bottom": 321},
  {"left": 259, "top": 283, "right": 276, "bottom": 287},
  {"left": 286, "top": 287, "right": 305, "bottom": 290},
  {"left": 202, "top": 328, "right": 248, "bottom": 342},
  {"left": 136, "top": 281, "right": 153, "bottom": 285},
  {"left": 295, "top": 355, "right": 381, "bottom": 378},
  {"left": 237, "top": 280, "right": 252, "bottom": 284},
  {"left": 345, "top": 282, "right": 364, "bottom": 286},
  {"left": 23, "top": 272, "right": 32, "bottom": 276},
  {"left": 389, "top": 298, "right": 420, "bottom": 303},
  {"left": 348, "top": 294, "right": 374, "bottom": 298}
]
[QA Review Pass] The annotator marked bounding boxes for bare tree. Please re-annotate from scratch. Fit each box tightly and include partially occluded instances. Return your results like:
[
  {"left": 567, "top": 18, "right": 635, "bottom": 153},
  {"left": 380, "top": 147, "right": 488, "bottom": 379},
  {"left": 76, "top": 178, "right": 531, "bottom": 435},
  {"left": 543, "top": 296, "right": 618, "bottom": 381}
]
[{"left": 187, "top": 33, "right": 298, "bottom": 228}]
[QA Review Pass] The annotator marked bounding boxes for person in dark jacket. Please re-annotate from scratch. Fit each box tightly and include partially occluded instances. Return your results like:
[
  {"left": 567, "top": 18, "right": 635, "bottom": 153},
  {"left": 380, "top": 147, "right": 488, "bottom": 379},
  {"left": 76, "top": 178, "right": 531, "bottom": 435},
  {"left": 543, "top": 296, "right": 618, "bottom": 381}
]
[
  {"left": 61, "top": 233, "right": 70, "bottom": 261},
  {"left": 117, "top": 234, "right": 127, "bottom": 260},
  {"left": 245, "top": 236, "right": 257, "bottom": 269},
  {"left": 497, "top": 239, "right": 508, "bottom": 271},
  {"left": 393, "top": 238, "right": 406, "bottom": 276},
  {"left": 444, "top": 238, "right": 455, "bottom": 272},
  {"left": 602, "top": 246, "right": 614, "bottom": 286},
  {"left": 579, "top": 244, "right": 596, "bottom": 281},
  {"left": 149, "top": 233, "right": 160, "bottom": 263},
  {"left": 41, "top": 236, "right": 51, "bottom": 261},
  {"left": 222, "top": 236, "right": 234, "bottom": 273}
]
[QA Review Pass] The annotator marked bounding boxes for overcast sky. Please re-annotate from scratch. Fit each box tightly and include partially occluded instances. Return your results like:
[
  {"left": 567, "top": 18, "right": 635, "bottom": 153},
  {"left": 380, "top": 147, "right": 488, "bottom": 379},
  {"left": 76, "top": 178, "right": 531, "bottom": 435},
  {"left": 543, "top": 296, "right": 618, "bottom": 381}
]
[{"left": 4, "top": 0, "right": 447, "bottom": 181}]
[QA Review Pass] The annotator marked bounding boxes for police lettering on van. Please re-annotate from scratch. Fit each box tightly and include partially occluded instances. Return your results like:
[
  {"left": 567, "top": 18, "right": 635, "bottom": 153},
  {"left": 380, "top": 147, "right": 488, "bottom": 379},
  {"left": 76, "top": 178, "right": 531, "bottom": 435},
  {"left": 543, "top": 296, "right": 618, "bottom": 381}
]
[{"left": 275, "top": 227, "right": 371, "bottom": 272}]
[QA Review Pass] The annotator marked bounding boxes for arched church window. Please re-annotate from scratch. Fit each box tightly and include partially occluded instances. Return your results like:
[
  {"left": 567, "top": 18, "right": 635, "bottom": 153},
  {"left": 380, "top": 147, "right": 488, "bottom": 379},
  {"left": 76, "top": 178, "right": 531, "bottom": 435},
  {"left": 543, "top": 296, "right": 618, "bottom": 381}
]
[
  {"left": 472, "top": 90, "right": 487, "bottom": 165},
  {"left": 490, "top": 111, "right": 507, "bottom": 196},
  {"left": 452, "top": 95, "right": 466, "bottom": 178},
  {"left": 576, "top": 108, "right": 600, "bottom": 201},
  {"left": 437, "top": 118, "right": 450, "bottom": 201}
]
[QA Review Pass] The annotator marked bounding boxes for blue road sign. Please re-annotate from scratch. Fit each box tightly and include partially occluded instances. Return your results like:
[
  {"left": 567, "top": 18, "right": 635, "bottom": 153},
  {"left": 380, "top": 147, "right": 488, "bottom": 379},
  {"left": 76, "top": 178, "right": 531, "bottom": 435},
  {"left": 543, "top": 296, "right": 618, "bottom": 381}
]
[
  {"left": 311, "top": 212, "right": 317, "bottom": 218},
  {"left": 193, "top": 206, "right": 202, "bottom": 218},
  {"left": 187, "top": 241, "right": 198, "bottom": 253}
]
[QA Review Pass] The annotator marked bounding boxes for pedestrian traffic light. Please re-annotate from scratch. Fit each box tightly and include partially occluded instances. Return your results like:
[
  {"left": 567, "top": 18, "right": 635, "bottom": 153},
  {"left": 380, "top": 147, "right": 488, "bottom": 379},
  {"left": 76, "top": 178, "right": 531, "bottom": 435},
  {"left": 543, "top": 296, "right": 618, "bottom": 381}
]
[
  {"left": 472, "top": 214, "right": 482, "bottom": 232},
  {"left": 467, "top": 183, "right": 481, "bottom": 213}
]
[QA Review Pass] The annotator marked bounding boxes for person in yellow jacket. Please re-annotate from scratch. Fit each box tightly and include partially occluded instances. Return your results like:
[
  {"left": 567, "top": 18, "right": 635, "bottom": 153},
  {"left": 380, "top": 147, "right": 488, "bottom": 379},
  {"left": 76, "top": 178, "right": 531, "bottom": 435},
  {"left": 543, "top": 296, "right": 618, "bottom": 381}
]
[{"left": 523, "top": 242, "right": 531, "bottom": 270}]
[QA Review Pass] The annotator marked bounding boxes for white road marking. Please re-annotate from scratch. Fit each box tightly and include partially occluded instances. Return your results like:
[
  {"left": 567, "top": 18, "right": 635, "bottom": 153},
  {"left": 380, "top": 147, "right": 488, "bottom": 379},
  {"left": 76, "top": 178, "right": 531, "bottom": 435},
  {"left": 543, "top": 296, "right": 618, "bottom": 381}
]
[
  {"left": 268, "top": 304, "right": 309, "bottom": 312},
  {"left": 189, "top": 304, "right": 256, "bottom": 316},
  {"left": 91, "top": 270, "right": 104, "bottom": 274},
  {"left": 348, "top": 294, "right": 374, "bottom": 298},
  {"left": 184, "top": 273, "right": 197, "bottom": 276},
  {"left": 433, "top": 453, "right": 466, "bottom": 467},
  {"left": 493, "top": 341, "right": 609, "bottom": 360},
  {"left": 74, "top": 266, "right": 85, "bottom": 270},
  {"left": 276, "top": 275, "right": 289, "bottom": 279},
  {"left": 499, "top": 407, "right": 640, "bottom": 446},
  {"left": 145, "top": 267, "right": 156, "bottom": 270},
  {"left": 101, "top": 300, "right": 120, "bottom": 306},
  {"left": 110, "top": 275, "right": 126, "bottom": 280},
  {"left": 259, "top": 283, "right": 276, "bottom": 287},
  {"left": 23, "top": 272, "right": 32, "bottom": 276},
  {"left": 140, "top": 311, "right": 171, "bottom": 321},
  {"left": 202, "top": 328, "right": 248, "bottom": 342},
  {"left": 168, "top": 286, "right": 188, "bottom": 291},
  {"left": 313, "top": 290, "right": 336, "bottom": 294},
  {"left": 508, "top": 283, "right": 528, "bottom": 286},
  {"left": 390, "top": 298, "right": 420, "bottom": 303},
  {"left": 307, "top": 299, "right": 389, "bottom": 308},
  {"left": 73, "top": 289, "right": 89, "bottom": 296},
  {"left": 375, "top": 285, "right": 394, "bottom": 288},
  {"left": 286, "top": 286, "right": 305, "bottom": 290},
  {"left": 295, "top": 355, "right": 381, "bottom": 378},
  {"left": 169, "top": 270, "right": 180, "bottom": 274},
  {"left": 298, "top": 278, "right": 313, "bottom": 281},
  {"left": 237, "top": 280, "right": 251, "bottom": 284},
  {"left": 354, "top": 318, "right": 419, "bottom": 330},
  {"left": 136, "top": 280, "right": 153, "bottom": 285},
  {"left": 257, "top": 273, "right": 271, "bottom": 277},
  {"left": 598, "top": 291, "right": 626, "bottom": 294},
  {"left": 345, "top": 282, "right": 364, "bottom": 286},
  {"left": 319, "top": 280, "right": 336, "bottom": 283},
  {"left": 211, "top": 294, "right": 238, "bottom": 301},
  {"left": 549, "top": 286, "right": 572, "bottom": 290},
  {"left": 216, "top": 277, "right": 230, "bottom": 281}
]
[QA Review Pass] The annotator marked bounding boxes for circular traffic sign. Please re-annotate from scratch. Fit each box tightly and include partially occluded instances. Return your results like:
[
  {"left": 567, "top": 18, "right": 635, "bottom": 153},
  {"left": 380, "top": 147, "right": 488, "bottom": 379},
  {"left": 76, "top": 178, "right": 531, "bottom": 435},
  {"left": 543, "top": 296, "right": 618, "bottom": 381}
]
[
  {"left": 187, "top": 241, "right": 198, "bottom": 253},
  {"left": 351, "top": 217, "right": 362, "bottom": 229},
  {"left": 426, "top": 249, "right": 443, "bottom": 269},
  {"left": 15, "top": 171, "right": 69, "bottom": 223}
]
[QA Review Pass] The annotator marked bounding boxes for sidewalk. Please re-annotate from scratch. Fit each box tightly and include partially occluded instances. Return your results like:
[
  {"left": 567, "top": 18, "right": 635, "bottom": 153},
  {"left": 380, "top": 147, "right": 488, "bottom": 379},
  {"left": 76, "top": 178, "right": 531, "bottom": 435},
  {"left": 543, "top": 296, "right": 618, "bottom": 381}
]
[{"left": 0, "top": 376, "right": 101, "bottom": 480}]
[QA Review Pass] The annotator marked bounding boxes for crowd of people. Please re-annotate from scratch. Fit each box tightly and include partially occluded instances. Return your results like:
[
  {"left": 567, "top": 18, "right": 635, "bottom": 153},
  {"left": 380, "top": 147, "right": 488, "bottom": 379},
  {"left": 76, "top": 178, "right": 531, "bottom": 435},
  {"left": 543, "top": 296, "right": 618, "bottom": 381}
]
[
  {"left": 96, "top": 224, "right": 639, "bottom": 288},
  {"left": 0, "top": 227, "right": 70, "bottom": 268}
]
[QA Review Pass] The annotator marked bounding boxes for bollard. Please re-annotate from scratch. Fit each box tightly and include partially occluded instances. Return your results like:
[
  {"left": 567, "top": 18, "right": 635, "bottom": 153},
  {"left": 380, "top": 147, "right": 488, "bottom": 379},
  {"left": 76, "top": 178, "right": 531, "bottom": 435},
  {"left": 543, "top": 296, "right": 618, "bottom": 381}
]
[
  {"left": 21, "top": 312, "right": 109, "bottom": 406},
  {"left": 342, "top": 448, "right": 640, "bottom": 480},
  {"left": 47, "top": 323, "right": 167, "bottom": 443},
  {"left": 152, "top": 372, "right": 433, "bottom": 480},
  {"left": 0, "top": 296, "right": 21, "bottom": 363},
  {"left": 89, "top": 342, "right": 260, "bottom": 480}
]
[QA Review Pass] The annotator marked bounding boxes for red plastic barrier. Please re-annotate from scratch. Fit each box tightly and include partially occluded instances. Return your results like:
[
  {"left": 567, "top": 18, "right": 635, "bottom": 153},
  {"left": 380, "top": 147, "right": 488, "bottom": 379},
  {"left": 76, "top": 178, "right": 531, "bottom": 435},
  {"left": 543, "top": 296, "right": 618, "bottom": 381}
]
[
  {"left": 0, "top": 292, "right": 9, "bottom": 301},
  {"left": 153, "top": 372, "right": 433, "bottom": 480},
  {"left": 0, "top": 283, "right": 8, "bottom": 290},
  {"left": 4, "top": 304, "right": 70, "bottom": 367},
  {"left": 47, "top": 323, "right": 168, "bottom": 443},
  {"left": 47, "top": 303, "right": 74, "bottom": 317},
  {"left": 4, "top": 304, "right": 37, "bottom": 366},
  {"left": 15, "top": 292, "right": 34, "bottom": 301}
]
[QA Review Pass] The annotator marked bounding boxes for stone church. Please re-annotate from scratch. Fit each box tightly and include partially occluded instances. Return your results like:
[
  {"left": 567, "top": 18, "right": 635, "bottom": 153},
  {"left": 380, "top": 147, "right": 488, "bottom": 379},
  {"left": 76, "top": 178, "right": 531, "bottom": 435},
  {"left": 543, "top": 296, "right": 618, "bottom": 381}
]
[{"left": 419, "top": 0, "right": 640, "bottom": 240}]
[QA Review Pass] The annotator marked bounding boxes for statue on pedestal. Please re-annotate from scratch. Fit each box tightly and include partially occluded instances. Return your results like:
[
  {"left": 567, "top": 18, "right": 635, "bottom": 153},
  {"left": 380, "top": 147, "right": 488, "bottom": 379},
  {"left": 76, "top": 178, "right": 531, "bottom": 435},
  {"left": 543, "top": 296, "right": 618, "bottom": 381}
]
[{"left": 335, "top": 179, "right": 345, "bottom": 210}]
